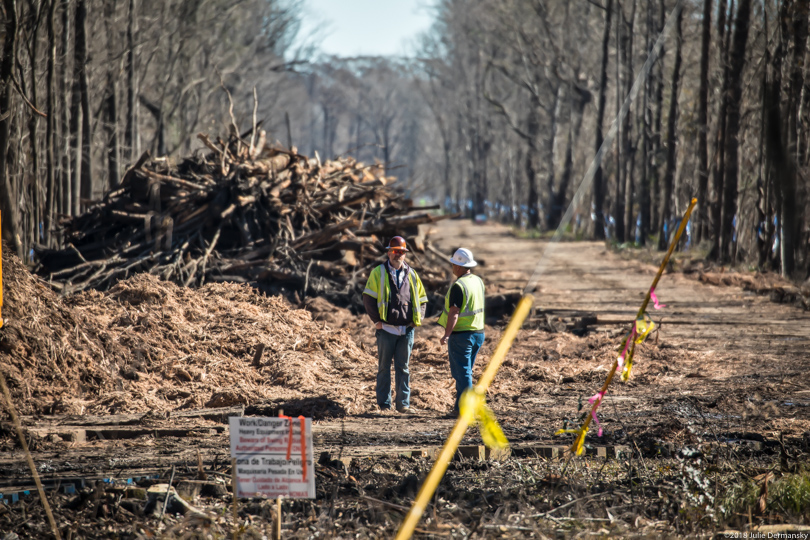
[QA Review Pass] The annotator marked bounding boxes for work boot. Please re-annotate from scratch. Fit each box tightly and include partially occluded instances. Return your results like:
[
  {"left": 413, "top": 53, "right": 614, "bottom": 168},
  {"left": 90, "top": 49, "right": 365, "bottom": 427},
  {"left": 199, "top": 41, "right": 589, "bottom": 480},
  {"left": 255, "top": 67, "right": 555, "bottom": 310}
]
[{"left": 396, "top": 406, "right": 417, "bottom": 415}]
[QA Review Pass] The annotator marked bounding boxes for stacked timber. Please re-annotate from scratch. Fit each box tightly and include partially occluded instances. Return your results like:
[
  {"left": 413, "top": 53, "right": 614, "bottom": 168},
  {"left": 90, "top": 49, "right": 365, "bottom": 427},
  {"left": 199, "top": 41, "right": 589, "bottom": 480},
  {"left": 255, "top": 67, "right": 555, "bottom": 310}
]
[{"left": 35, "top": 132, "right": 452, "bottom": 304}]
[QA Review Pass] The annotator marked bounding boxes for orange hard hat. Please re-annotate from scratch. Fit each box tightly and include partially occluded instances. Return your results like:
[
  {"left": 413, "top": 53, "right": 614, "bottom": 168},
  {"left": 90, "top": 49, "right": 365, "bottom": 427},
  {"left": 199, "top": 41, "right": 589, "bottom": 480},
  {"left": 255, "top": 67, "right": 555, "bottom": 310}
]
[{"left": 386, "top": 236, "right": 409, "bottom": 251}]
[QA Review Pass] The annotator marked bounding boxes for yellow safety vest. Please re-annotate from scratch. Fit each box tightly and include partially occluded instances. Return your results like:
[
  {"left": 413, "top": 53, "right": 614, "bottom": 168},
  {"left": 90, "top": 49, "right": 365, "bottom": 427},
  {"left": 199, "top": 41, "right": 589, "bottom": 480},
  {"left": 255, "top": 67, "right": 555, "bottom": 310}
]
[
  {"left": 363, "top": 264, "right": 427, "bottom": 326},
  {"left": 438, "top": 273, "right": 485, "bottom": 332}
]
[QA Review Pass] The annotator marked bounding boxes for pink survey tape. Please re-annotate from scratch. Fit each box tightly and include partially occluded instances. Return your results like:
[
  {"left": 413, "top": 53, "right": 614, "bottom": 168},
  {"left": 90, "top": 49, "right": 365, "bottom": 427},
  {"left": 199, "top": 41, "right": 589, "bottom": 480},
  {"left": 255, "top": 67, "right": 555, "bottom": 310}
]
[
  {"left": 588, "top": 391, "right": 605, "bottom": 437},
  {"left": 650, "top": 288, "right": 666, "bottom": 310},
  {"left": 588, "top": 391, "right": 605, "bottom": 436}
]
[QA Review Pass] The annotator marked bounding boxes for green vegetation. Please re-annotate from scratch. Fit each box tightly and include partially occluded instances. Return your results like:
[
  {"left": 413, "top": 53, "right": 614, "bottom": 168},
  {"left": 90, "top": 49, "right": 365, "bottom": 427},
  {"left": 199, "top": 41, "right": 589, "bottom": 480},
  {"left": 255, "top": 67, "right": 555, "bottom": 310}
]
[{"left": 720, "top": 467, "right": 810, "bottom": 524}]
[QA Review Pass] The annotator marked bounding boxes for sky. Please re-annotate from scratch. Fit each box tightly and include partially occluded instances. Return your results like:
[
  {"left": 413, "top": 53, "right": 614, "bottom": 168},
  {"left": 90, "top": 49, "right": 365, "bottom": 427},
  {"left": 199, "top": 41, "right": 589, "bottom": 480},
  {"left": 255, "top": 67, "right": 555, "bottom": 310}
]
[{"left": 296, "top": 0, "right": 435, "bottom": 58}]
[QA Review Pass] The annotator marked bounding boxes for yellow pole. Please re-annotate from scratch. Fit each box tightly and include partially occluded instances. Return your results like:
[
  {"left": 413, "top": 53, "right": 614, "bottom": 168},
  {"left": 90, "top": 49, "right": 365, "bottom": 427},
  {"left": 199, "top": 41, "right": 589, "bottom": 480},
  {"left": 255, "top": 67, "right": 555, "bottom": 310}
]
[
  {"left": 395, "top": 295, "right": 534, "bottom": 540},
  {"left": 571, "top": 198, "right": 697, "bottom": 453}
]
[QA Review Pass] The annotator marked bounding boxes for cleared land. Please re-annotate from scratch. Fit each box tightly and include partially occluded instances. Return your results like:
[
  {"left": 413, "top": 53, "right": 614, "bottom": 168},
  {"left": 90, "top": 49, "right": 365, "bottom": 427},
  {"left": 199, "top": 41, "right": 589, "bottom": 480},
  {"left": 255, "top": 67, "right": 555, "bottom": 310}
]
[{"left": 1, "top": 219, "right": 809, "bottom": 538}]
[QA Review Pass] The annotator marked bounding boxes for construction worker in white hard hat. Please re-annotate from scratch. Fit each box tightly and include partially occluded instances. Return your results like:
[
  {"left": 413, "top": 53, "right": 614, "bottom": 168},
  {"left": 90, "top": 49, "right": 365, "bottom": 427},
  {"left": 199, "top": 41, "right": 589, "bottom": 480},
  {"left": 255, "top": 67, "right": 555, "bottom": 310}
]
[
  {"left": 438, "top": 247, "right": 485, "bottom": 417},
  {"left": 363, "top": 236, "right": 428, "bottom": 414}
]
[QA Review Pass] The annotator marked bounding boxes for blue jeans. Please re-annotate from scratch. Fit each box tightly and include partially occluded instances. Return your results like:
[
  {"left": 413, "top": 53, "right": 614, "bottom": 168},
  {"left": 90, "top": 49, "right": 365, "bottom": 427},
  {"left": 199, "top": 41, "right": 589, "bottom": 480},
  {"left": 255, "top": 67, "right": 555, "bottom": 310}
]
[
  {"left": 448, "top": 332, "right": 485, "bottom": 412},
  {"left": 375, "top": 328, "right": 414, "bottom": 409}
]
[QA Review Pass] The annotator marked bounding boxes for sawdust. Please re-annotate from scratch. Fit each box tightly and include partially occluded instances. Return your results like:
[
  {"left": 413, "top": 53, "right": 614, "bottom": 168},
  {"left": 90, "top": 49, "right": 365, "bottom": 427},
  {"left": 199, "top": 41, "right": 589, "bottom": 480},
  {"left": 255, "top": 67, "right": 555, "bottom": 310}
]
[
  {"left": 0, "top": 244, "right": 459, "bottom": 417},
  {"left": 695, "top": 270, "right": 810, "bottom": 309}
]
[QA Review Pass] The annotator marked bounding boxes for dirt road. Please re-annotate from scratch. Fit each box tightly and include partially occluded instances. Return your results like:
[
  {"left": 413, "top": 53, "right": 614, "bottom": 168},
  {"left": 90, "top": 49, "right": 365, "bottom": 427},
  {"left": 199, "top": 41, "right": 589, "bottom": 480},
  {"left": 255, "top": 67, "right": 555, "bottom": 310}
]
[{"left": 315, "top": 218, "right": 810, "bottom": 456}]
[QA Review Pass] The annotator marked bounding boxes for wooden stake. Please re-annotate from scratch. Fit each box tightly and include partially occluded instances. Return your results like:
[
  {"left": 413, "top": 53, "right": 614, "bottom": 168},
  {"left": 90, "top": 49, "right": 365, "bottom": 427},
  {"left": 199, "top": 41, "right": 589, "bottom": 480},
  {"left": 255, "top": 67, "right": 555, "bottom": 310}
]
[
  {"left": 252, "top": 343, "right": 265, "bottom": 368},
  {"left": 275, "top": 496, "right": 282, "bottom": 540},
  {"left": 197, "top": 450, "right": 207, "bottom": 480},
  {"left": 232, "top": 457, "right": 239, "bottom": 539},
  {"left": 158, "top": 465, "right": 175, "bottom": 523}
]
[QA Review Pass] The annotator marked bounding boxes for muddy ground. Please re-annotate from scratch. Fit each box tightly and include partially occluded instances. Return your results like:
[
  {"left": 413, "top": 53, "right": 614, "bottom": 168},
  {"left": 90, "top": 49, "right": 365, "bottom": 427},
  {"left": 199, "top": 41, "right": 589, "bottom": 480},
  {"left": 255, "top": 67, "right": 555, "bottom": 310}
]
[{"left": 1, "top": 219, "right": 810, "bottom": 538}]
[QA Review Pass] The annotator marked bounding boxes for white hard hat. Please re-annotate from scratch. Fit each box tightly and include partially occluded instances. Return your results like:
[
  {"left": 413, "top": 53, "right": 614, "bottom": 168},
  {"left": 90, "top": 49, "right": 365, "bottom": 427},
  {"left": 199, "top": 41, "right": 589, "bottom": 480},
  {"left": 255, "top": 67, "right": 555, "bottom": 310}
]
[{"left": 449, "top": 248, "right": 477, "bottom": 268}]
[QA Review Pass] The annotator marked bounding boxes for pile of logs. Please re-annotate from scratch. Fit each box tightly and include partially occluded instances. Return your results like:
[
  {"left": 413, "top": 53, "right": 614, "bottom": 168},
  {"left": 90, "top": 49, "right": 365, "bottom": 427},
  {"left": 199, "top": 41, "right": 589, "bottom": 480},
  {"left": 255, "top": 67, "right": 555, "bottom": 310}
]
[{"left": 35, "top": 131, "right": 453, "bottom": 306}]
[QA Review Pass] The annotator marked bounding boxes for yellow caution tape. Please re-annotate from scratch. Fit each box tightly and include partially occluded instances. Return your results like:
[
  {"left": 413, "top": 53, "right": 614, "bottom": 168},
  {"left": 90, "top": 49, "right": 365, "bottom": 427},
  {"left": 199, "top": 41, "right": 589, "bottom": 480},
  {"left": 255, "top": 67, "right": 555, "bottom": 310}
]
[
  {"left": 572, "top": 426, "right": 588, "bottom": 455},
  {"left": 620, "top": 342, "right": 636, "bottom": 382},
  {"left": 459, "top": 388, "right": 509, "bottom": 450},
  {"left": 634, "top": 313, "right": 655, "bottom": 343},
  {"left": 555, "top": 426, "right": 588, "bottom": 455},
  {"left": 621, "top": 313, "right": 654, "bottom": 381}
]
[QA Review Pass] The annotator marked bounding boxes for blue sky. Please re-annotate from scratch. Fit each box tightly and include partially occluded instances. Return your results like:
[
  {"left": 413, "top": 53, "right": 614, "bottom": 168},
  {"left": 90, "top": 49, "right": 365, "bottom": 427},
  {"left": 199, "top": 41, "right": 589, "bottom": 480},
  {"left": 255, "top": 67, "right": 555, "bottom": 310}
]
[{"left": 296, "top": 0, "right": 435, "bottom": 57}]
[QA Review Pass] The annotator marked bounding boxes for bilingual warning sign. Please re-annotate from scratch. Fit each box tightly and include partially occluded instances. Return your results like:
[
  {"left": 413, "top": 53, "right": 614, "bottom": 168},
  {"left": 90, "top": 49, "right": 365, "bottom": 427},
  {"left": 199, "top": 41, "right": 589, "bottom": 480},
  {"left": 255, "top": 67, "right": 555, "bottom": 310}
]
[{"left": 228, "top": 416, "right": 315, "bottom": 499}]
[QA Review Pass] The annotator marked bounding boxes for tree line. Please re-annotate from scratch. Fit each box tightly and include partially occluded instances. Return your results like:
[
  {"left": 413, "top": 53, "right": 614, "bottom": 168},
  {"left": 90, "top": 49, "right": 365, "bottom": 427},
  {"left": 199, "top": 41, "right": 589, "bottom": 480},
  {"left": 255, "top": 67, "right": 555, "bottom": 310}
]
[
  {"left": 1, "top": 0, "right": 809, "bottom": 280},
  {"left": 0, "top": 0, "right": 305, "bottom": 259},
  {"left": 404, "top": 0, "right": 808, "bottom": 277}
]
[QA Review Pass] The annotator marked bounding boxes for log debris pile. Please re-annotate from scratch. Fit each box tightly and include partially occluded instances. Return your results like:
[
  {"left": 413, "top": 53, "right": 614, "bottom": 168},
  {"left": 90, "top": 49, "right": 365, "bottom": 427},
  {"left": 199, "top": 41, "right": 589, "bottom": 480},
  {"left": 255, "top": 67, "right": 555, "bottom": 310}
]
[{"left": 35, "top": 132, "right": 452, "bottom": 304}]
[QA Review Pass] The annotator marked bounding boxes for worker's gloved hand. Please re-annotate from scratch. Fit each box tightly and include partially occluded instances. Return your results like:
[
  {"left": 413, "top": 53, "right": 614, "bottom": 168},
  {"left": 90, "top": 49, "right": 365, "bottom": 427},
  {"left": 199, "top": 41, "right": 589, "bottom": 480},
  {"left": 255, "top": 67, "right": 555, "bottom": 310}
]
[
  {"left": 439, "top": 335, "right": 449, "bottom": 346},
  {"left": 375, "top": 322, "right": 383, "bottom": 330}
]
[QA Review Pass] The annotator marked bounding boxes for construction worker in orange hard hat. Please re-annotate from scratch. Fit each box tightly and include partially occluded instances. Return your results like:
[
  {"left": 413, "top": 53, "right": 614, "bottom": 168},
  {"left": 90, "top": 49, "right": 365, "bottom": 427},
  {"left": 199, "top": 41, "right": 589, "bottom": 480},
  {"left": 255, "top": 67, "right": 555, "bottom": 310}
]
[{"left": 362, "top": 236, "right": 428, "bottom": 415}]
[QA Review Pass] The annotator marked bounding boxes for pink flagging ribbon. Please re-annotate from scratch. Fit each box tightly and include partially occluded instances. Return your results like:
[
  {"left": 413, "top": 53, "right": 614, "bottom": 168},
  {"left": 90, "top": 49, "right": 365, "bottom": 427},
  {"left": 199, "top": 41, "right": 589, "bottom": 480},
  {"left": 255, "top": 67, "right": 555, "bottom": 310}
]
[
  {"left": 650, "top": 288, "right": 666, "bottom": 310},
  {"left": 588, "top": 391, "right": 606, "bottom": 437}
]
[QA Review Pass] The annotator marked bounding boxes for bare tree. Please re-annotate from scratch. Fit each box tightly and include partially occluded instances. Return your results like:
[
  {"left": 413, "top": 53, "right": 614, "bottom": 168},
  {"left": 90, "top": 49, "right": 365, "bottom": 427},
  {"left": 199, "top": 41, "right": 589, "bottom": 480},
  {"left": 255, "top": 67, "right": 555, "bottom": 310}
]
[
  {"left": 638, "top": 0, "right": 654, "bottom": 245},
  {"left": 103, "top": 0, "right": 120, "bottom": 190},
  {"left": 1, "top": 0, "right": 807, "bottom": 276},
  {"left": 719, "top": 0, "right": 752, "bottom": 261},
  {"left": 709, "top": 0, "right": 733, "bottom": 260},
  {"left": 774, "top": 0, "right": 809, "bottom": 275},
  {"left": 45, "top": 0, "right": 57, "bottom": 245},
  {"left": 592, "top": 0, "right": 613, "bottom": 239},
  {"left": 0, "top": 0, "right": 23, "bottom": 255},
  {"left": 696, "top": 0, "right": 712, "bottom": 243},
  {"left": 620, "top": 0, "right": 637, "bottom": 242},
  {"left": 657, "top": 4, "right": 683, "bottom": 250}
]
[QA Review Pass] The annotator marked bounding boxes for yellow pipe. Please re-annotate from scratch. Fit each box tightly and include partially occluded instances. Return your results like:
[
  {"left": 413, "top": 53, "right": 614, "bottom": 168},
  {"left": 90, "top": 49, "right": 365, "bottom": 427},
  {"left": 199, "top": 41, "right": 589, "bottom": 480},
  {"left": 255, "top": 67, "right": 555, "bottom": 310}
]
[
  {"left": 395, "top": 295, "right": 534, "bottom": 540},
  {"left": 572, "top": 198, "right": 697, "bottom": 453},
  {"left": 475, "top": 295, "right": 534, "bottom": 391}
]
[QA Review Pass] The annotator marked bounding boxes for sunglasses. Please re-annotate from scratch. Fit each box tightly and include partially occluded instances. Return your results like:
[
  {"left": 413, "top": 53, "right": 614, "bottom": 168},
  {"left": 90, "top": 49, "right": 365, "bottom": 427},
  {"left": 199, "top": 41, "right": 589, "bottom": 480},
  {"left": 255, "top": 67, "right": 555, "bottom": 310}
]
[{"left": 390, "top": 249, "right": 407, "bottom": 255}]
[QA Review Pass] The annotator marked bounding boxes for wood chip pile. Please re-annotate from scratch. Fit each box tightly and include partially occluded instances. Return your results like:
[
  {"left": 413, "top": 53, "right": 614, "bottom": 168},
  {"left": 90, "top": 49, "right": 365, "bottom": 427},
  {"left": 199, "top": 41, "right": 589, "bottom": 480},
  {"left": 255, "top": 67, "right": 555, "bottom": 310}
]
[
  {"left": 1, "top": 246, "right": 460, "bottom": 418},
  {"left": 35, "top": 132, "right": 452, "bottom": 307}
]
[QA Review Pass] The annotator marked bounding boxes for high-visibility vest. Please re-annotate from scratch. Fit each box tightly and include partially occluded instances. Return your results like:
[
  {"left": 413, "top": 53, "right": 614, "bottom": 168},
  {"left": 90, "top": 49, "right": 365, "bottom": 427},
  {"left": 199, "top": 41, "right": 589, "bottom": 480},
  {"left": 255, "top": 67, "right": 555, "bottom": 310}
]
[
  {"left": 438, "top": 273, "right": 485, "bottom": 332},
  {"left": 363, "top": 263, "right": 428, "bottom": 326}
]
